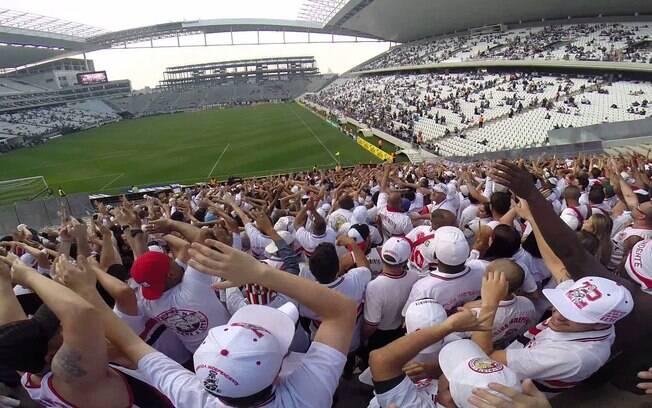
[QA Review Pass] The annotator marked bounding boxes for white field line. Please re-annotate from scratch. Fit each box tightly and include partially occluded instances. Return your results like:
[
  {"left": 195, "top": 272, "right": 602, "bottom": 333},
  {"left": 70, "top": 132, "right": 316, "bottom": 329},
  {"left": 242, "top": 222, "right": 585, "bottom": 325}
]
[
  {"left": 100, "top": 173, "right": 125, "bottom": 190},
  {"left": 289, "top": 104, "right": 338, "bottom": 163},
  {"left": 207, "top": 144, "right": 231, "bottom": 178}
]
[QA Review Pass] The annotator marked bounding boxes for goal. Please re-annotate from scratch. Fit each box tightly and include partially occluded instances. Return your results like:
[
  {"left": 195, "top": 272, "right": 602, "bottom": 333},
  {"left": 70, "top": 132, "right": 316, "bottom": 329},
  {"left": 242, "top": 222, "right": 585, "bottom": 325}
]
[{"left": 0, "top": 176, "right": 50, "bottom": 206}]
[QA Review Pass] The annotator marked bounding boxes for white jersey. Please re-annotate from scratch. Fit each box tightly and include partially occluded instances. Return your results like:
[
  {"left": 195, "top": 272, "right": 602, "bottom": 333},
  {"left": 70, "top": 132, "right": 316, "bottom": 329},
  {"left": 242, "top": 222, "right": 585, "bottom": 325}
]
[
  {"left": 244, "top": 222, "right": 273, "bottom": 260},
  {"left": 138, "top": 266, "right": 231, "bottom": 353},
  {"left": 511, "top": 247, "right": 547, "bottom": 291},
  {"left": 406, "top": 225, "right": 437, "bottom": 278},
  {"left": 300, "top": 267, "right": 371, "bottom": 351},
  {"left": 327, "top": 208, "right": 353, "bottom": 232},
  {"left": 403, "top": 260, "right": 487, "bottom": 315},
  {"left": 138, "top": 342, "right": 346, "bottom": 408},
  {"left": 295, "top": 226, "right": 337, "bottom": 257},
  {"left": 351, "top": 247, "right": 383, "bottom": 278},
  {"left": 114, "top": 307, "right": 191, "bottom": 364},
  {"left": 22, "top": 370, "right": 137, "bottom": 408},
  {"left": 506, "top": 318, "right": 615, "bottom": 393},
  {"left": 610, "top": 226, "right": 652, "bottom": 270},
  {"left": 372, "top": 375, "right": 441, "bottom": 408},
  {"left": 377, "top": 192, "right": 413, "bottom": 238},
  {"left": 471, "top": 296, "right": 536, "bottom": 346},
  {"left": 365, "top": 269, "right": 420, "bottom": 331}
]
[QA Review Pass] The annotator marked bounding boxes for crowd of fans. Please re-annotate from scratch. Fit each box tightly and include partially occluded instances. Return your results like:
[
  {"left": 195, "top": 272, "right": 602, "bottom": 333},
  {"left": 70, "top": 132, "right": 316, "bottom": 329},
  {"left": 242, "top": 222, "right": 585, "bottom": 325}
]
[
  {"left": 1, "top": 153, "right": 652, "bottom": 407},
  {"left": 357, "top": 22, "right": 652, "bottom": 72},
  {"left": 0, "top": 106, "right": 120, "bottom": 139},
  {"left": 305, "top": 71, "right": 652, "bottom": 157}
]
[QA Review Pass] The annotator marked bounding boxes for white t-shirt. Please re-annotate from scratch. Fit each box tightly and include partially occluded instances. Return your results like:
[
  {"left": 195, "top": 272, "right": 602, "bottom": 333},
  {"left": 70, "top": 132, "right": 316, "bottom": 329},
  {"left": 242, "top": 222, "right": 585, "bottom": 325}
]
[
  {"left": 300, "top": 267, "right": 371, "bottom": 352},
  {"left": 373, "top": 375, "right": 441, "bottom": 408},
  {"left": 114, "top": 307, "right": 191, "bottom": 364},
  {"left": 377, "top": 192, "right": 413, "bottom": 238},
  {"left": 405, "top": 225, "right": 437, "bottom": 278},
  {"left": 327, "top": 208, "right": 353, "bottom": 232},
  {"left": 364, "top": 269, "right": 420, "bottom": 331},
  {"left": 403, "top": 260, "right": 487, "bottom": 315},
  {"left": 468, "top": 296, "right": 536, "bottom": 346},
  {"left": 138, "top": 266, "right": 231, "bottom": 353},
  {"left": 295, "top": 226, "right": 337, "bottom": 257},
  {"left": 351, "top": 247, "right": 383, "bottom": 277},
  {"left": 610, "top": 226, "right": 652, "bottom": 271},
  {"left": 137, "top": 342, "right": 346, "bottom": 408},
  {"left": 244, "top": 223, "right": 272, "bottom": 260},
  {"left": 506, "top": 319, "right": 615, "bottom": 393}
]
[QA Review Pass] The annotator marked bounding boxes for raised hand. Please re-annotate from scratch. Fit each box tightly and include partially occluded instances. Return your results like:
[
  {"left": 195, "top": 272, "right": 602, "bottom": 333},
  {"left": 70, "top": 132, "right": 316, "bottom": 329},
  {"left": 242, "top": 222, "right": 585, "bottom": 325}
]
[
  {"left": 481, "top": 271, "right": 509, "bottom": 307},
  {"left": 143, "top": 218, "right": 172, "bottom": 234},
  {"left": 445, "top": 307, "right": 493, "bottom": 333},
  {"left": 514, "top": 199, "right": 533, "bottom": 222},
  {"left": 188, "top": 240, "right": 266, "bottom": 288},
  {"left": 469, "top": 379, "right": 551, "bottom": 408},
  {"left": 53, "top": 255, "right": 97, "bottom": 292},
  {"left": 489, "top": 160, "right": 537, "bottom": 200},
  {"left": 251, "top": 210, "right": 274, "bottom": 236}
]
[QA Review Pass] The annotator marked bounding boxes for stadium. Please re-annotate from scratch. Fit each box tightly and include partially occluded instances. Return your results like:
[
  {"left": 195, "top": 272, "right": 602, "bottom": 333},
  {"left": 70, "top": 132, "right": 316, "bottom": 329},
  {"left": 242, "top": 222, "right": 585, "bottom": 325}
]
[{"left": 1, "top": 1, "right": 652, "bottom": 407}]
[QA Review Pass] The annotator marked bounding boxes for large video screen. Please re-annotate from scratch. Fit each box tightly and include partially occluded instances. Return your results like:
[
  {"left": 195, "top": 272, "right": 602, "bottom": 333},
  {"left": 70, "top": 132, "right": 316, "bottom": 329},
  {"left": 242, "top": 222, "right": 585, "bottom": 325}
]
[{"left": 77, "top": 71, "right": 108, "bottom": 85}]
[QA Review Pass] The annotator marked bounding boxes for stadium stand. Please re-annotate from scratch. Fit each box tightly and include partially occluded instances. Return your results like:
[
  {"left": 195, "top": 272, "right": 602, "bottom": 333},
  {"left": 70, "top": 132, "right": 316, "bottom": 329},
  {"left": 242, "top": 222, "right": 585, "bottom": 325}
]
[
  {"left": 354, "top": 22, "right": 652, "bottom": 72},
  {"left": 306, "top": 70, "right": 652, "bottom": 156}
]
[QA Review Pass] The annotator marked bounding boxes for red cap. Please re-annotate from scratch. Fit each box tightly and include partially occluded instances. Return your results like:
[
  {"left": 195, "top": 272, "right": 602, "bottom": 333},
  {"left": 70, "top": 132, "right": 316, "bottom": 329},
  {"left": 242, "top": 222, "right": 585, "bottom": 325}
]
[{"left": 130, "top": 251, "right": 170, "bottom": 300}]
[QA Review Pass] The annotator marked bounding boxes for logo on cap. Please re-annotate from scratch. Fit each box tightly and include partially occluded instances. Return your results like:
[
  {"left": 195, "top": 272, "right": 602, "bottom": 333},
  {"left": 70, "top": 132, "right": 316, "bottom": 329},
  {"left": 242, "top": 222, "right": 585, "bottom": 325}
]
[
  {"left": 468, "top": 358, "right": 504, "bottom": 374},
  {"left": 565, "top": 281, "right": 603, "bottom": 309}
]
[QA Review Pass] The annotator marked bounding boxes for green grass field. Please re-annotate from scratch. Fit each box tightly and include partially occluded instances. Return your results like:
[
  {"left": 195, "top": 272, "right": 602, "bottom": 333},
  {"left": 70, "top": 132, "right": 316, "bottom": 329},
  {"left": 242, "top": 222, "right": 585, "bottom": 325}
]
[{"left": 0, "top": 103, "right": 380, "bottom": 195}]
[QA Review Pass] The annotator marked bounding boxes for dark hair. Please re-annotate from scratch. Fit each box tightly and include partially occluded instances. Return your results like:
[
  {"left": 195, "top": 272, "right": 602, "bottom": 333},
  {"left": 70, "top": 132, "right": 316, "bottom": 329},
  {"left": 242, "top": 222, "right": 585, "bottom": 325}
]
[
  {"left": 338, "top": 195, "right": 355, "bottom": 210},
  {"left": 590, "top": 167, "right": 602, "bottom": 179},
  {"left": 490, "top": 192, "right": 511, "bottom": 216},
  {"left": 577, "top": 230, "right": 599, "bottom": 255},
  {"left": 372, "top": 191, "right": 380, "bottom": 206},
  {"left": 522, "top": 231, "right": 541, "bottom": 258},
  {"left": 312, "top": 216, "right": 327, "bottom": 236},
  {"left": 484, "top": 225, "right": 521, "bottom": 260},
  {"left": 403, "top": 190, "right": 416, "bottom": 202},
  {"left": 350, "top": 224, "right": 370, "bottom": 241},
  {"left": 577, "top": 173, "right": 589, "bottom": 190},
  {"left": 308, "top": 243, "right": 339, "bottom": 284},
  {"left": 0, "top": 305, "right": 59, "bottom": 373},
  {"left": 588, "top": 186, "right": 605, "bottom": 205}
]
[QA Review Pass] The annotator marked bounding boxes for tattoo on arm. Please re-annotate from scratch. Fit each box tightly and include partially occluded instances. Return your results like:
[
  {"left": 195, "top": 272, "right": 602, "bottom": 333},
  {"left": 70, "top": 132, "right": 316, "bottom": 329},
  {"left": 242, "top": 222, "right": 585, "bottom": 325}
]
[{"left": 52, "top": 345, "right": 88, "bottom": 383}]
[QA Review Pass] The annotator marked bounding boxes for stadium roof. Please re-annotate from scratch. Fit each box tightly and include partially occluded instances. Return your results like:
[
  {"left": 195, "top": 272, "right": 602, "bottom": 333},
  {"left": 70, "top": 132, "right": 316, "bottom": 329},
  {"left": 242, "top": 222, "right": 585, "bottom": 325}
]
[{"left": 324, "top": 0, "right": 652, "bottom": 42}]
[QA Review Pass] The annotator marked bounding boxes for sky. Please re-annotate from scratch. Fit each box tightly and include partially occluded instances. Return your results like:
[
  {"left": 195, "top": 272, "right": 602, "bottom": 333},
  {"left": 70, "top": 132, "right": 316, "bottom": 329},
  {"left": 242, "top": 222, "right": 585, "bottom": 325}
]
[{"left": 0, "top": 0, "right": 390, "bottom": 89}]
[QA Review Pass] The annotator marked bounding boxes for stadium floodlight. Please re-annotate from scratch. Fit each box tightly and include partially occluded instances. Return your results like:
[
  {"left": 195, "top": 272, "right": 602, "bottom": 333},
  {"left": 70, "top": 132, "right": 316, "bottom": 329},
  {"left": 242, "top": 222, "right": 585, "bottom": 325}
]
[
  {"left": 298, "top": 0, "right": 350, "bottom": 25},
  {"left": 0, "top": 8, "right": 107, "bottom": 38}
]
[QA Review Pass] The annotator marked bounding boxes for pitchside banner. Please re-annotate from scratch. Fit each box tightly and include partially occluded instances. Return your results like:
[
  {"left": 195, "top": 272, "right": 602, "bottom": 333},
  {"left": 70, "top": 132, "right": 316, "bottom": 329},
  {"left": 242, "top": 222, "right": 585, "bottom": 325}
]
[{"left": 357, "top": 137, "right": 393, "bottom": 161}]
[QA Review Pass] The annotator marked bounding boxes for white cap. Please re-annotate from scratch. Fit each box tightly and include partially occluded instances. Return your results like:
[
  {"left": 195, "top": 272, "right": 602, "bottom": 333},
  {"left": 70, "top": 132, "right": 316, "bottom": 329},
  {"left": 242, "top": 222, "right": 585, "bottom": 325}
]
[
  {"left": 381, "top": 237, "right": 412, "bottom": 265},
  {"left": 543, "top": 277, "right": 634, "bottom": 324},
  {"left": 264, "top": 231, "right": 294, "bottom": 255},
  {"left": 273, "top": 217, "right": 291, "bottom": 232},
  {"left": 625, "top": 240, "right": 652, "bottom": 294},
  {"left": 439, "top": 340, "right": 522, "bottom": 408},
  {"left": 560, "top": 211, "right": 581, "bottom": 231},
  {"left": 433, "top": 226, "right": 469, "bottom": 266},
  {"left": 351, "top": 206, "right": 369, "bottom": 225},
  {"left": 433, "top": 183, "right": 447, "bottom": 194},
  {"left": 19, "top": 253, "right": 36, "bottom": 268},
  {"left": 459, "top": 185, "right": 470, "bottom": 197},
  {"left": 147, "top": 245, "right": 165, "bottom": 253},
  {"left": 405, "top": 299, "right": 447, "bottom": 353},
  {"left": 320, "top": 203, "right": 332, "bottom": 212},
  {"left": 194, "top": 303, "right": 298, "bottom": 398},
  {"left": 291, "top": 185, "right": 300, "bottom": 194}
]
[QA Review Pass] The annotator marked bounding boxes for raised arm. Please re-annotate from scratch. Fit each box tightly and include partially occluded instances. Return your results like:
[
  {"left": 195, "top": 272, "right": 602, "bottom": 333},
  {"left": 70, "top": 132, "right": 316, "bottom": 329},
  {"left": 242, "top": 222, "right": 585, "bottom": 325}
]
[
  {"left": 0, "top": 254, "right": 27, "bottom": 324},
  {"left": 489, "top": 160, "right": 604, "bottom": 280},
  {"left": 370, "top": 309, "right": 490, "bottom": 382},
  {"left": 189, "top": 240, "right": 357, "bottom": 355},
  {"left": 12, "top": 257, "right": 110, "bottom": 392}
]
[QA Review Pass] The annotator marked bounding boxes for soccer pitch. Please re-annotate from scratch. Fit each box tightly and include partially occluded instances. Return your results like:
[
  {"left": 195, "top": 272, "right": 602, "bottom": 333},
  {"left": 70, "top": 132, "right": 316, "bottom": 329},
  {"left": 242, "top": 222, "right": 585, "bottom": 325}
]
[{"left": 0, "top": 103, "right": 381, "bottom": 195}]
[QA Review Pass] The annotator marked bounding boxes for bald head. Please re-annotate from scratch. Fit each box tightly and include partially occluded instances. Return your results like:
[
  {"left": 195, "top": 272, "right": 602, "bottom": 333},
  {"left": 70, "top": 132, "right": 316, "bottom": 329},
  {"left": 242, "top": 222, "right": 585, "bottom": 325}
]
[
  {"left": 431, "top": 209, "right": 456, "bottom": 230},
  {"left": 388, "top": 192, "right": 403, "bottom": 209},
  {"left": 486, "top": 259, "right": 524, "bottom": 294}
]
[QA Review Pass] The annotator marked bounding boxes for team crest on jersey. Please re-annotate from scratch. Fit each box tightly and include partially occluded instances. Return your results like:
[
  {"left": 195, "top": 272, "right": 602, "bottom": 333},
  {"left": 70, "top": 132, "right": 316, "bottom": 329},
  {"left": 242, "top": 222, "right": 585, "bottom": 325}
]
[
  {"left": 468, "top": 358, "right": 504, "bottom": 374},
  {"left": 157, "top": 308, "right": 209, "bottom": 336},
  {"left": 565, "top": 281, "right": 603, "bottom": 309}
]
